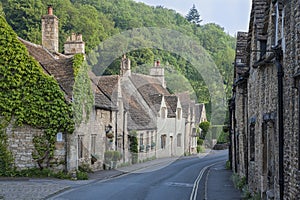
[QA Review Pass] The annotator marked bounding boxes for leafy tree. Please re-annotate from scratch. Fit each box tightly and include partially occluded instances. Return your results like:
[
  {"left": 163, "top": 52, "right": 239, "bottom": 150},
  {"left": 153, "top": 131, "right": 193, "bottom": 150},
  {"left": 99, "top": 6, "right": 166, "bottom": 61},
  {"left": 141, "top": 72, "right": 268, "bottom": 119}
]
[
  {"left": 199, "top": 121, "right": 210, "bottom": 138},
  {"left": 2, "top": 0, "right": 237, "bottom": 125},
  {"left": 186, "top": 4, "right": 202, "bottom": 25}
]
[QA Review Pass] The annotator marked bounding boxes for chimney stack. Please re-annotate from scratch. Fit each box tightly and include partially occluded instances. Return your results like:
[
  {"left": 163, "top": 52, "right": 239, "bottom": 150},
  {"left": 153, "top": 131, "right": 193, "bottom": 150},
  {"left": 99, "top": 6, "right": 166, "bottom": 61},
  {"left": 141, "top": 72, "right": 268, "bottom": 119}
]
[
  {"left": 120, "top": 54, "right": 131, "bottom": 77},
  {"left": 150, "top": 60, "right": 166, "bottom": 88},
  {"left": 64, "top": 33, "right": 85, "bottom": 55},
  {"left": 48, "top": 5, "right": 53, "bottom": 15},
  {"left": 42, "top": 5, "right": 59, "bottom": 52}
]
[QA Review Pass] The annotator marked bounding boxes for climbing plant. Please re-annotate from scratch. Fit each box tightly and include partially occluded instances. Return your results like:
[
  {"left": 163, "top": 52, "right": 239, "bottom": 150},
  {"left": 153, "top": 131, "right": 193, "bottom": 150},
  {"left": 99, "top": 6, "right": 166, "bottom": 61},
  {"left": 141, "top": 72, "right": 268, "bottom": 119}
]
[
  {"left": 72, "top": 54, "right": 94, "bottom": 126},
  {"left": 0, "top": 123, "right": 14, "bottom": 176},
  {"left": 0, "top": 16, "right": 74, "bottom": 170},
  {"left": 129, "top": 130, "right": 138, "bottom": 164}
]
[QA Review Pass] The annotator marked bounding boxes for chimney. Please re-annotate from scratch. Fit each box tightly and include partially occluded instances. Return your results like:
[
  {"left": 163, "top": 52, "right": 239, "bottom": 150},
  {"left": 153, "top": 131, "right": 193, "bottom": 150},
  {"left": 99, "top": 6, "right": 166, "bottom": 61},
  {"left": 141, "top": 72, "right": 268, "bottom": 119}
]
[
  {"left": 48, "top": 5, "right": 53, "bottom": 15},
  {"left": 150, "top": 60, "right": 166, "bottom": 88},
  {"left": 120, "top": 54, "right": 131, "bottom": 77},
  {"left": 64, "top": 33, "right": 85, "bottom": 55},
  {"left": 42, "top": 5, "right": 59, "bottom": 52}
]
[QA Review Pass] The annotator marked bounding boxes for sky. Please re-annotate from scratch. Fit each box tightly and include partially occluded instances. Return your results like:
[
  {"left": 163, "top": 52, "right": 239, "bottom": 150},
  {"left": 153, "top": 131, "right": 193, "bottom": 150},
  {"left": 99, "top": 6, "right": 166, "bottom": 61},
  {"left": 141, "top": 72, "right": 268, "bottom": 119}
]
[{"left": 134, "top": 0, "right": 252, "bottom": 36}]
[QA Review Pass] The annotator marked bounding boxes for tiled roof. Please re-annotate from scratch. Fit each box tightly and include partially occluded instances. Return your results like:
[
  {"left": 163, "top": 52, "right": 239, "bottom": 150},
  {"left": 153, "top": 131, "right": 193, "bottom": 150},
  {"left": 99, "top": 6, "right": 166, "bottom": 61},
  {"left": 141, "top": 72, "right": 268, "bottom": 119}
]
[
  {"left": 195, "top": 103, "right": 205, "bottom": 124},
  {"left": 89, "top": 72, "right": 116, "bottom": 110},
  {"left": 247, "top": 0, "right": 268, "bottom": 65},
  {"left": 97, "top": 75, "right": 120, "bottom": 100},
  {"left": 121, "top": 77, "right": 156, "bottom": 130},
  {"left": 19, "top": 38, "right": 75, "bottom": 100},
  {"left": 176, "top": 92, "right": 191, "bottom": 119},
  {"left": 130, "top": 73, "right": 170, "bottom": 113},
  {"left": 165, "top": 95, "right": 178, "bottom": 118}
]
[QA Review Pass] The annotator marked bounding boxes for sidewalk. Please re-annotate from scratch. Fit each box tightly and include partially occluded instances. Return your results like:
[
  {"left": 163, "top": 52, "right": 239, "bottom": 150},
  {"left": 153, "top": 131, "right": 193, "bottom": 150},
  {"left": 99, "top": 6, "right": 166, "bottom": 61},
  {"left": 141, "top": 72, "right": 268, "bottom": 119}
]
[{"left": 205, "top": 161, "right": 242, "bottom": 200}]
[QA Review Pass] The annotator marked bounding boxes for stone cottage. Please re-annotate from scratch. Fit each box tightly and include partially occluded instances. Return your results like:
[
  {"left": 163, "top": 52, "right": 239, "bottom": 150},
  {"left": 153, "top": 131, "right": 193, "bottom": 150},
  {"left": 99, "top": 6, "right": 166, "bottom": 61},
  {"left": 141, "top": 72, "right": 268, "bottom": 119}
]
[
  {"left": 2, "top": 5, "right": 207, "bottom": 174},
  {"left": 230, "top": 0, "right": 300, "bottom": 199}
]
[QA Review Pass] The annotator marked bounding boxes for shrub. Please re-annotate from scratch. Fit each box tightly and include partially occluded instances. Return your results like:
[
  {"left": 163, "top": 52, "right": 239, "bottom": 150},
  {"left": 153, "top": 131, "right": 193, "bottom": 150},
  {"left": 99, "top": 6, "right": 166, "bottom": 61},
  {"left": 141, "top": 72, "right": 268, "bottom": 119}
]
[{"left": 76, "top": 170, "right": 88, "bottom": 180}]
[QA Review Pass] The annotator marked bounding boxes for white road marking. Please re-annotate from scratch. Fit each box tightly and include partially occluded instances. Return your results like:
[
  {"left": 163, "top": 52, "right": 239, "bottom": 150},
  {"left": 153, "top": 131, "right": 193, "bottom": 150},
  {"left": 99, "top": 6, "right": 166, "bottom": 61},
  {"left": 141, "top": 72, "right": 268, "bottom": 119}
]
[{"left": 189, "top": 161, "right": 223, "bottom": 200}]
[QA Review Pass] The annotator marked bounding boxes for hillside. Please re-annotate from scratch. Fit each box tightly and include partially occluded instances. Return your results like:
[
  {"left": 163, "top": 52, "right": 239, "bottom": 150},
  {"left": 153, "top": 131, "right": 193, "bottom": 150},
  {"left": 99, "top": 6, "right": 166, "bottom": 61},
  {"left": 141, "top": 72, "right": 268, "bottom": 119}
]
[{"left": 1, "top": 0, "right": 236, "bottom": 120}]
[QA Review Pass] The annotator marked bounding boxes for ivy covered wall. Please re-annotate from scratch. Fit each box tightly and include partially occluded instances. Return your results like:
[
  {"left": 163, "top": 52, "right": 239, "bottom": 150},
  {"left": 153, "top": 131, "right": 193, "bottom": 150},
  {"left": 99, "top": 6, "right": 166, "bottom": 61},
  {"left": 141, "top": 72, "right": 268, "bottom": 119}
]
[{"left": 0, "top": 15, "right": 75, "bottom": 172}]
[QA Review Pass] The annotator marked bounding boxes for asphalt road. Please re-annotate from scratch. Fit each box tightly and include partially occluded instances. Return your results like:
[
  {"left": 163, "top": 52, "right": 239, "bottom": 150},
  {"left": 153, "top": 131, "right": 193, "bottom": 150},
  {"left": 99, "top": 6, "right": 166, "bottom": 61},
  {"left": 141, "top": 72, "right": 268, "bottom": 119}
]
[{"left": 51, "top": 150, "right": 228, "bottom": 200}]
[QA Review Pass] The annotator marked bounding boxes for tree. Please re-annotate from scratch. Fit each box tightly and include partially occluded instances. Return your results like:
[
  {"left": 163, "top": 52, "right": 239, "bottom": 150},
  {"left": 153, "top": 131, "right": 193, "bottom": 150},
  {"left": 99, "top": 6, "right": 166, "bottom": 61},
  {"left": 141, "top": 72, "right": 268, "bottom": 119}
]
[
  {"left": 199, "top": 121, "right": 210, "bottom": 139},
  {"left": 186, "top": 4, "right": 202, "bottom": 25}
]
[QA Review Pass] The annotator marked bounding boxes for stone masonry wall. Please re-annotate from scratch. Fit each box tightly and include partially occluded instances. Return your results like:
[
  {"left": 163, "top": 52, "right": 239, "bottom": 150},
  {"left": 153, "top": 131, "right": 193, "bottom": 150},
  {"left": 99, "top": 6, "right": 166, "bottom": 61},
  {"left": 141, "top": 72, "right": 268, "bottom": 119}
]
[{"left": 6, "top": 123, "right": 65, "bottom": 171}]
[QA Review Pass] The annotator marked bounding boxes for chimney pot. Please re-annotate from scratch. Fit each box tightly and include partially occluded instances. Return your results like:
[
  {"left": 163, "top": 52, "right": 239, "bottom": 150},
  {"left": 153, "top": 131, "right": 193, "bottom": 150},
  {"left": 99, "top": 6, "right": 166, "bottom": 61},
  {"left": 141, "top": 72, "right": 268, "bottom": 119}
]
[
  {"left": 156, "top": 60, "right": 160, "bottom": 66},
  {"left": 48, "top": 5, "right": 53, "bottom": 15}
]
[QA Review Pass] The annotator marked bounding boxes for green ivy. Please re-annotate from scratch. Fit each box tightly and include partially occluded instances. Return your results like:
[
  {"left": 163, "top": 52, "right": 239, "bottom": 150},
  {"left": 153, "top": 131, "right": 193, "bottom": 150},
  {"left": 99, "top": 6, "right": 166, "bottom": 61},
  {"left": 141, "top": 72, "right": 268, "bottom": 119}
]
[
  {"left": 0, "top": 16, "right": 74, "bottom": 171},
  {"left": 129, "top": 130, "right": 138, "bottom": 164},
  {"left": 0, "top": 126, "right": 14, "bottom": 176},
  {"left": 72, "top": 54, "right": 94, "bottom": 126}
]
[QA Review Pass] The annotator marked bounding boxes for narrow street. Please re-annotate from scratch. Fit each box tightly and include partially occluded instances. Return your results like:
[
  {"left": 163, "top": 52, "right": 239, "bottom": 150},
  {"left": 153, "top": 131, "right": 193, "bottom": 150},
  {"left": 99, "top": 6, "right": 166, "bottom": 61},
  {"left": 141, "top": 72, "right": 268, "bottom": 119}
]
[{"left": 50, "top": 150, "right": 240, "bottom": 200}]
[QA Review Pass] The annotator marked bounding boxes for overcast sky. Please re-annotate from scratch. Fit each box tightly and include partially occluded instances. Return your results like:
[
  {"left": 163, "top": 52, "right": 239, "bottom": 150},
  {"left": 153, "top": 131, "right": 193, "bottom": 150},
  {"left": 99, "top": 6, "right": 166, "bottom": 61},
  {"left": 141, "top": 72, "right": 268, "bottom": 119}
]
[{"left": 134, "top": 0, "right": 252, "bottom": 36}]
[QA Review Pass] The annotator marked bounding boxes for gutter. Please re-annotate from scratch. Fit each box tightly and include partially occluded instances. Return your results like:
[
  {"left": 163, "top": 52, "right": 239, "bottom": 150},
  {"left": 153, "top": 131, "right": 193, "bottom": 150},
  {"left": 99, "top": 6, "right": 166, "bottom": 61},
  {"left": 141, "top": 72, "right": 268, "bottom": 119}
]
[{"left": 272, "top": 44, "right": 284, "bottom": 200}]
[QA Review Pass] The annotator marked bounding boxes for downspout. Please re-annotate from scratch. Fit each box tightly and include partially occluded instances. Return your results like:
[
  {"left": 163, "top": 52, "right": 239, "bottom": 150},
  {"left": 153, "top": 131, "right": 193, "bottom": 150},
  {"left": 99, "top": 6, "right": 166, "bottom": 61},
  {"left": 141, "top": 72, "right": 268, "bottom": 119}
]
[
  {"left": 123, "top": 111, "right": 126, "bottom": 163},
  {"left": 228, "top": 100, "right": 233, "bottom": 170},
  {"left": 115, "top": 111, "right": 118, "bottom": 151},
  {"left": 274, "top": 45, "right": 284, "bottom": 200},
  {"left": 233, "top": 101, "right": 237, "bottom": 173}
]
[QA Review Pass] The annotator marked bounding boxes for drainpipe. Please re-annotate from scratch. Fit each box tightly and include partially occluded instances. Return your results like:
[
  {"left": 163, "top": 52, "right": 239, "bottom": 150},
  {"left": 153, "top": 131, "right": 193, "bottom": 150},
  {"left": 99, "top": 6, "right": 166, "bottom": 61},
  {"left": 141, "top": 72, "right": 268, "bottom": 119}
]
[
  {"left": 228, "top": 100, "right": 233, "bottom": 170},
  {"left": 273, "top": 44, "right": 284, "bottom": 200},
  {"left": 123, "top": 111, "right": 126, "bottom": 163},
  {"left": 232, "top": 102, "right": 237, "bottom": 173},
  {"left": 115, "top": 111, "right": 118, "bottom": 151}
]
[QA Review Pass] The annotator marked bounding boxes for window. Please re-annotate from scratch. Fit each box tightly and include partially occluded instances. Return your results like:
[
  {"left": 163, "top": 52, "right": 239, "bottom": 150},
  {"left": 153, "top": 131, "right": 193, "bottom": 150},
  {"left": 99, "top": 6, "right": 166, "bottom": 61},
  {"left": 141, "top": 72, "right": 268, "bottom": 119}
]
[
  {"left": 91, "top": 134, "right": 96, "bottom": 155},
  {"left": 161, "top": 107, "right": 166, "bottom": 118},
  {"left": 78, "top": 135, "right": 83, "bottom": 159},
  {"left": 177, "top": 134, "right": 182, "bottom": 147},
  {"left": 146, "top": 131, "right": 150, "bottom": 147},
  {"left": 177, "top": 108, "right": 182, "bottom": 120},
  {"left": 259, "top": 39, "right": 267, "bottom": 58},
  {"left": 117, "top": 137, "right": 122, "bottom": 149},
  {"left": 161, "top": 134, "right": 167, "bottom": 149},
  {"left": 109, "top": 111, "right": 112, "bottom": 123},
  {"left": 140, "top": 133, "right": 144, "bottom": 146}
]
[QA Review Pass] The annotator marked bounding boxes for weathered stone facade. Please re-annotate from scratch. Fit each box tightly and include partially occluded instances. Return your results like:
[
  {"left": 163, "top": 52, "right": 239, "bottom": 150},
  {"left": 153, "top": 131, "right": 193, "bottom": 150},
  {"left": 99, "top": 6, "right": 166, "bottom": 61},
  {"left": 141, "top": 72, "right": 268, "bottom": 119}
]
[{"left": 231, "top": 0, "right": 300, "bottom": 199}]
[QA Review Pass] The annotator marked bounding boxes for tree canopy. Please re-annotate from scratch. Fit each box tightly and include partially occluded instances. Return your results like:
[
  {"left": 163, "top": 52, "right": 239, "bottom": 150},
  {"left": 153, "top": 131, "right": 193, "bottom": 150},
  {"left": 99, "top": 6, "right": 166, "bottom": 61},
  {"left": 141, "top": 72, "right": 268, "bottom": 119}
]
[{"left": 1, "top": 0, "right": 236, "bottom": 122}]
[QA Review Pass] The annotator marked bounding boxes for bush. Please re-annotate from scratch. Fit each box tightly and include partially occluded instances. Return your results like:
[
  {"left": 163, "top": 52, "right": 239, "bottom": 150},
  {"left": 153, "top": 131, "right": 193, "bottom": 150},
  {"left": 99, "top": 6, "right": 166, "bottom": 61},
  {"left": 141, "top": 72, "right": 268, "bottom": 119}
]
[
  {"left": 197, "top": 138, "right": 204, "bottom": 145},
  {"left": 217, "top": 131, "right": 229, "bottom": 144},
  {"left": 76, "top": 170, "right": 88, "bottom": 180},
  {"left": 196, "top": 145, "right": 205, "bottom": 153}
]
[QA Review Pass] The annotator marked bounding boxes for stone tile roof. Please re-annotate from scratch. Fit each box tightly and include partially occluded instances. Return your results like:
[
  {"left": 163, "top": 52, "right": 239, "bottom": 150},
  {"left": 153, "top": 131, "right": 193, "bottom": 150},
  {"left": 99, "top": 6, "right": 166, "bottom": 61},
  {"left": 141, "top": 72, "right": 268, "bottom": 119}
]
[
  {"left": 176, "top": 92, "right": 191, "bottom": 119},
  {"left": 121, "top": 77, "right": 156, "bottom": 130},
  {"left": 247, "top": 0, "right": 268, "bottom": 64},
  {"left": 19, "top": 38, "right": 75, "bottom": 100},
  {"left": 89, "top": 72, "right": 116, "bottom": 110},
  {"left": 195, "top": 103, "right": 205, "bottom": 124},
  {"left": 96, "top": 75, "right": 120, "bottom": 110},
  {"left": 130, "top": 73, "right": 170, "bottom": 113},
  {"left": 164, "top": 95, "right": 178, "bottom": 118}
]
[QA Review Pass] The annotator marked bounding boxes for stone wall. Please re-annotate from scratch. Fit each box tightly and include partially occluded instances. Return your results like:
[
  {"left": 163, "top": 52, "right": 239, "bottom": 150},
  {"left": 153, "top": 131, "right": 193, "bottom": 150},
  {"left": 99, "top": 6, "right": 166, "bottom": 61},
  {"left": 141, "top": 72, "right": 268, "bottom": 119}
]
[
  {"left": 6, "top": 123, "right": 65, "bottom": 171},
  {"left": 231, "top": 0, "right": 300, "bottom": 199}
]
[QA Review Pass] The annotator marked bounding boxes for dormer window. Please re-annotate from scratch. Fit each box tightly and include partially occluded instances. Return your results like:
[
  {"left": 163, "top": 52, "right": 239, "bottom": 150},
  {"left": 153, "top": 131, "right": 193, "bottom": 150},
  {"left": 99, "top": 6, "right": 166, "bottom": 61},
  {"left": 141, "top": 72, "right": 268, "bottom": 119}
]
[{"left": 161, "top": 107, "right": 166, "bottom": 118}]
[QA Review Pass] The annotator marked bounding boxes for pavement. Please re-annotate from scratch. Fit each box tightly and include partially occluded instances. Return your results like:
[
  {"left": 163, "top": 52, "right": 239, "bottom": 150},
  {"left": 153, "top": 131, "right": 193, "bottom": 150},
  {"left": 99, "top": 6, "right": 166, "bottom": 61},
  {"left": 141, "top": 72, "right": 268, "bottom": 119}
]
[
  {"left": 0, "top": 150, "right": 242, "bottom": 200},
  {"left": 206, "top": 162, "right": 242, "bottom": 200}
]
